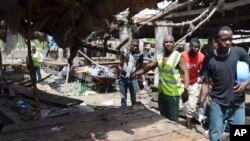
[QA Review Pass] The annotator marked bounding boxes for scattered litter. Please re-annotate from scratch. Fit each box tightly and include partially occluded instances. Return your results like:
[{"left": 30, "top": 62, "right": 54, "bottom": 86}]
[
  {"left": 15, "top": 100, "right": 29, "bottom": 109},
  {"left": 102, "top": 100, "right": 114, "bottom": 106},
  {"left": 69, "top": 105, "right": 95, "bottom": 114},
  {"left": 51, "top": 126, "right": 64, "bottom": 132},
  {"left": 84, "top": 90, "right": 96, "bottom": 96}
]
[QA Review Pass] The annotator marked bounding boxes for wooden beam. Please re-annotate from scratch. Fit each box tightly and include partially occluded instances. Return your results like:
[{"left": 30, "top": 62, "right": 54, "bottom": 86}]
[
  {"left": 166, "top": 0, "right": 250, "bottom": 18},
  {"left": 210, "top": 15, "right": 250, "bottom": 25},
  {"left": 11, "top": 84, "right": 83, "bottom": 106},
  {"left": 139, "top": 0, "right": 199, "bottom": 25},
  {"left": 81, "top": 43, "right": 119, "bottom": 54},
  {"left": 0, "top": 99, "right": 22, "bottom": 124}
]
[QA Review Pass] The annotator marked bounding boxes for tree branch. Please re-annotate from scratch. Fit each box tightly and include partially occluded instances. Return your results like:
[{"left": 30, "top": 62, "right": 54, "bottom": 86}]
[{"left": 175, "top": 6, "right": 218, "bottom": 45}]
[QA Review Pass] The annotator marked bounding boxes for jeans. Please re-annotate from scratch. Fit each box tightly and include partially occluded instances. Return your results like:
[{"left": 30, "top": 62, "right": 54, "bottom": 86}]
[
  {"left": 209, "top": 101, "right": 245, "bottom": 141},
  {"left": 34, "top": 67, "right": 41, "bottom": 80},
  {"left": 118, "top": 79, "right": 137, "bottom": 107},
  {"left": 158, "top": 94, "right": 180, "bottom": 122}
]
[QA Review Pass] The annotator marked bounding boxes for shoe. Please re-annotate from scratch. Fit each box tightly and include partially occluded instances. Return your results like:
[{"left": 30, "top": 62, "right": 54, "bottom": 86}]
[{"left": 186, "top": 117, "right": 193, "bottom": 129}]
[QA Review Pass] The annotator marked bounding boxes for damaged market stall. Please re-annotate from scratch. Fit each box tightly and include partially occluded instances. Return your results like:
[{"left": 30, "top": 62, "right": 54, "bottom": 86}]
[{"left": 71, "top": 50, "right": 117, "bottom": 93}]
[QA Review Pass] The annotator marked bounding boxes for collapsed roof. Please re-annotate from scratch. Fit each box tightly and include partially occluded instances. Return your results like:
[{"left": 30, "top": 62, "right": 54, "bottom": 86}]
[
  {"left": 0, "top": 0, "right": 164, "bottom": 44},
  {"left": 1, "top": 0, "right": 250, "bottom": 63},
  {"left": 134, "top": 0, "right": 250, "bottom": 46},
  {"left": 0, "top": 0, "right": 162, "bottom": 64}
]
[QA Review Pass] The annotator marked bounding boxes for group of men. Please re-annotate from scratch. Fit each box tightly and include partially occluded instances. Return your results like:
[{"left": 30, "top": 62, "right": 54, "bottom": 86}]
[
  {"left": 116, "top": 25, "right": 250, "bottom": 141},
  {"left": 27, "top": 25, "right": 249, "bottom": 141}
]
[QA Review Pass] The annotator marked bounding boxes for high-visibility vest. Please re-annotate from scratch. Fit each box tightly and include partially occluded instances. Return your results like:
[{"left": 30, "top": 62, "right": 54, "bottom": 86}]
[
  {"left": 32, "top": 52, "right": 42, "bottom": 67},
  {"left": 157, "top": 50, "right": 184, "bottom": 96}
]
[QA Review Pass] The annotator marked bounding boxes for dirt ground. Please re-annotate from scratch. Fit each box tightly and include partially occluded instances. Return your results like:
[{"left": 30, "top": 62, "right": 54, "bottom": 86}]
[{"left": 40, "top": 69, "right": 250, "bottom": 141}]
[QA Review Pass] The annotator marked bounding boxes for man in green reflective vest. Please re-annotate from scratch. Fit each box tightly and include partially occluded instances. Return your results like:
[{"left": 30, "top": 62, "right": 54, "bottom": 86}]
[
  {"left": 31, "top": 47, "right": 44, "bottom": 80},
  {"left": 130, "top": 35, "right": 189, "bottom": 122}
]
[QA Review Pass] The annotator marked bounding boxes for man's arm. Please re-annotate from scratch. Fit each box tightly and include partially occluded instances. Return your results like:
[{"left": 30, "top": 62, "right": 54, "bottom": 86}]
[
  {"left": 38, "top": 52, "right": 44, "bottom": 62},
  {"left": 131, "top": 60, "right": 157, "bottom": 79},
  {"left": 235, "top": 47, "right": 250, "bottom": 92},
  {"left": 137, "top": 54, "right": 144, "bottom": 70},
  {"left": 117, "top": 54, "right": 125, "bottom": 72},
  {"left": 178, "top": 56, "right": 189, "bottom": 89},
  {"left": 199, "top": 78, "right": 210, "bottom": 108}
]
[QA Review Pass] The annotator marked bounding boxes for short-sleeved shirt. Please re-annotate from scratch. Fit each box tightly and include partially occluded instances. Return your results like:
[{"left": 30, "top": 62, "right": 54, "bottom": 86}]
[
  {"left": 182, "top": 51, "right": 204, "bottom": 84},
  {"left": 120, "top": 51, "right": 143, "bottom": 78},
  {"left": 201, "top": 47, "right": 250, "bottom": 106}
]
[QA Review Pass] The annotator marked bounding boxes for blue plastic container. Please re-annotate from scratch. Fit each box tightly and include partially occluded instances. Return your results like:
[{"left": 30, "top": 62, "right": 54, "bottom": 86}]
[{"left": 236, "top": 61, "right": 250, "bottom": 83}]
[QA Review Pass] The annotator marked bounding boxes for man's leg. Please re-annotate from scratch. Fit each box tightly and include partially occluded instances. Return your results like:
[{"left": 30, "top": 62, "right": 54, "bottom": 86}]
[
  {"left": 165, "top": 96, "right": 180, "bottom": 122},
  {"left": 158, "top": 94, "right": 168, "bottom": 118},
  {"left": 37, "top": 67, "right": 42, "bottom": 80},
  {"left": 118, "top": 79, "right": 128, "bottom": 107},
  {"left": 209, "top": 101, "right": 225, "bottom": 141},
  {"left": 33, "top": 67, "right": 37, "bottom": 81},
  {"left": 185, "top": 83, "right": 200, "bottom": 128},
  {"left": 229, "top": 102, "right": 245, "bottom": 125},
  {"left": 159, "top": 94, "right": 180, "bottom": 122},
  {"left": 129, "top": 80, "right": 137, "bottom": 105}
]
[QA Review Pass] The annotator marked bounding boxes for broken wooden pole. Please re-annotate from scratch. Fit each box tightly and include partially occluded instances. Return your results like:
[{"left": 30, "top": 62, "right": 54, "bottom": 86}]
[
  {"left": 78, "top": 50, "right": 100, "bottom": 67},
  {"left": 25, "top": 74, "right": 52, "bottom": 87}
]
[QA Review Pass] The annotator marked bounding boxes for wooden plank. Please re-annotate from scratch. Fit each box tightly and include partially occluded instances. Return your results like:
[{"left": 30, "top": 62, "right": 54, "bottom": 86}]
[
  {"left": 94, "top": 61, "right": 119, "bottom": 65},
  {"left": 1, "top": 107, "right": 144, "bottom": 133},
  {"left": 91, "top": 57, "right": 117, "bottom": 60},
  {"left": 2, "top": 73, "right": 26, "bottom": 81},
  {"left": 0, "top": 106, "right": 208, "bottom": 141},
  {"left": 0, "top": 99, "right": 22, "bottom": 125},
  {"left": 43, "top": 61, "right": 67, "bottom": 66},
  {"left": 11, "top": 84, "right": 83, "bottom": 107},
  {"left": 0, "top": 107, "right": 155, "bottom": 138}
]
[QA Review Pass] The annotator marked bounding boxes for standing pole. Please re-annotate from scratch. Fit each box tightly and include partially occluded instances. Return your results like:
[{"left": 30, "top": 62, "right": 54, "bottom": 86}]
[
  {"left": 0, "top": 49, "right": 3, "bottom": 96},
  {"left": 64, "top": 63, "right": 70, "bottom": 96},
  {"left": 27, "top": 1, "right": 41, "bottom": 119}
]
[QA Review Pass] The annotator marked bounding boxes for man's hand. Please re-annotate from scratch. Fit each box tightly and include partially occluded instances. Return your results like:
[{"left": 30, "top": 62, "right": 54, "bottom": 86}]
[
  {"left": 234, "top": 81, "right": 248, "bottom": 93},
  {"left": 128, "top": 73, "right": 136, "bottom": 80},
  {"left": 197, "top": 108, "right": 207, "bottom": 123},
  {"left": 181, "top": 88, "right": 189, "bottom": 103}
]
